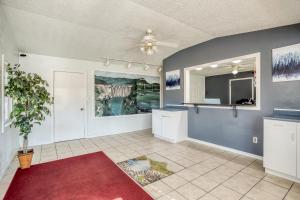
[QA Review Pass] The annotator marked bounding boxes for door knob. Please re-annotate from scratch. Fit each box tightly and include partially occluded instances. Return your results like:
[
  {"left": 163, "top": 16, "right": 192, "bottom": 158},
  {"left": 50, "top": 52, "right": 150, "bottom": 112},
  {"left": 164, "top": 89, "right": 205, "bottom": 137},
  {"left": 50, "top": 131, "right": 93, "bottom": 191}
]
[{"left": 80, "top": 108, "right": 84, "bottom": 111}]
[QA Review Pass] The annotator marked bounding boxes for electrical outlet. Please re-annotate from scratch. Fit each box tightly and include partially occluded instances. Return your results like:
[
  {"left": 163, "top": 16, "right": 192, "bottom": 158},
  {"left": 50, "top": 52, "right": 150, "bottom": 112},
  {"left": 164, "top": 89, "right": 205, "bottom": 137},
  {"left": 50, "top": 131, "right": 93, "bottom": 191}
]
[{"left": 253, "top": 137, "right": 258, "bottom": 144}]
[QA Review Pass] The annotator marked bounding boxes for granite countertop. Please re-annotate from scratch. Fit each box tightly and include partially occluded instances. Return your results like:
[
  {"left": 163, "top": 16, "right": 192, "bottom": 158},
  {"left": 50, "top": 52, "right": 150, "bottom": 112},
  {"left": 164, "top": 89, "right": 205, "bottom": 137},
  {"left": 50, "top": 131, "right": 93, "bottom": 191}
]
[{"left": 264, "top": 114, "right": 300, "bottom": 122}]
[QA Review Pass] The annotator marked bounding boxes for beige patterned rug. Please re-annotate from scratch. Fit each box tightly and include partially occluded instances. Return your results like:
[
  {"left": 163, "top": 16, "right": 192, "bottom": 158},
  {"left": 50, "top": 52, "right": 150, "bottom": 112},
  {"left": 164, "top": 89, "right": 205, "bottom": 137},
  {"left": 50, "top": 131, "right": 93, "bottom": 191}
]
[{"left": 117, "top": 155, "right": 174, "bottom": 186}]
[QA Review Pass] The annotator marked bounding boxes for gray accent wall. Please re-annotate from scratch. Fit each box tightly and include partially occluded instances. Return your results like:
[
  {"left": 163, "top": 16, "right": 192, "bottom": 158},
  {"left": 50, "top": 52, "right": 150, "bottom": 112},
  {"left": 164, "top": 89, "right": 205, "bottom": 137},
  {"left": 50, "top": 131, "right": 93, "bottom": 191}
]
[{"left": 163, "top": 23, "right": 300, "bottom": 156}]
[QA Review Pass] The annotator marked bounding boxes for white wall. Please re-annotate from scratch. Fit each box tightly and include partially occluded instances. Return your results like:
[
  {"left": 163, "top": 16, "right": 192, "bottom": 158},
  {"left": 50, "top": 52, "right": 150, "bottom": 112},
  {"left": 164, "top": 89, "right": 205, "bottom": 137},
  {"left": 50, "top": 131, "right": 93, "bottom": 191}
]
[
  {"left": 20, "top": 53, "right": 161, "bottom": 146},
  {"left": 0, "top": 5, "right": 19, "bottom": 180}
]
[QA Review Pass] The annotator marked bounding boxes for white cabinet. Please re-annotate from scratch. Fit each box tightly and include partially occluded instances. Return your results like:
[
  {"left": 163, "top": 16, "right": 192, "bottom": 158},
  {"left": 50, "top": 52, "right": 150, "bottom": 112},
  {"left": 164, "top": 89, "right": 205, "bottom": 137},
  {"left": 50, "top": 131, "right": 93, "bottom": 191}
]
[
  {"left": 264, "top": 119, "right": 297, "bottom": 177},
  {"left": 297, "top": 123, "right": 300, "bottom": 178},
  {"left": 152, "top": 109, "right": 160, "bottom": 136},
  {"left": 152, "top": 109, "right": 188, "bottom": 143}
]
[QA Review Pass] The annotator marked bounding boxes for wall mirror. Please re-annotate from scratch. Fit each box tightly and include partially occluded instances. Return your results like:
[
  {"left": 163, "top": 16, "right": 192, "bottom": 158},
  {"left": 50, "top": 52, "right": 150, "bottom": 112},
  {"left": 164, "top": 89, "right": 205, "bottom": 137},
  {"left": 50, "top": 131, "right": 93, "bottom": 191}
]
[{"left": 184, "top": 53, "right": 260, "bottom": 110}]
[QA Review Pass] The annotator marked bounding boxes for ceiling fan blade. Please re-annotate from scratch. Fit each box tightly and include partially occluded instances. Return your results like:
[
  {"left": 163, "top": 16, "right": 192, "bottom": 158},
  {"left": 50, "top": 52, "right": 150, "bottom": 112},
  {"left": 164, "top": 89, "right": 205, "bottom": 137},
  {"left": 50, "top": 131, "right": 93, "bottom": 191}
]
[
  {"left": 156, "top": 41, "right": 179, "bottom": 48},
  {"left": 124, "top": 46, "right": 140, "bottom": 52}
]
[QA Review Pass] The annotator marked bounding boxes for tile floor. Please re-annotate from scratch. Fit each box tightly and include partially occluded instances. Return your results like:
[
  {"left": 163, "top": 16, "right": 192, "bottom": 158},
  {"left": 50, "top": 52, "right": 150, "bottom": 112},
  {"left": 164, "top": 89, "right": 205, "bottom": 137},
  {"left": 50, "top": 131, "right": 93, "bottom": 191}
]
[{"left": 1, "top": 130, "right": 300, "bottom": 200}]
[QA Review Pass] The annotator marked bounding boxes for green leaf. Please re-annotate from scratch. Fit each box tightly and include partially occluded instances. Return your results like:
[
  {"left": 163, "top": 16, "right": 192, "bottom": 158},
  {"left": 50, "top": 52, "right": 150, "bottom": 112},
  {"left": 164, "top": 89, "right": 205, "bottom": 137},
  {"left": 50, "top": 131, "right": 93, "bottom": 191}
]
[{"left": 5, "top": 64, "right": 53, "bottom": 140}]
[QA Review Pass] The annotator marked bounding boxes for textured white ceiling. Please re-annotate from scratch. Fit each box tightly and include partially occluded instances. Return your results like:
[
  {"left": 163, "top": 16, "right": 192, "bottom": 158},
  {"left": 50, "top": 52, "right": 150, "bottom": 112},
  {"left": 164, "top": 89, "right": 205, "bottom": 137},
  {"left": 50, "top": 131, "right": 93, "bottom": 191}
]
[{"left": 1, "top": 0, "right": 300, "bottom": 65}]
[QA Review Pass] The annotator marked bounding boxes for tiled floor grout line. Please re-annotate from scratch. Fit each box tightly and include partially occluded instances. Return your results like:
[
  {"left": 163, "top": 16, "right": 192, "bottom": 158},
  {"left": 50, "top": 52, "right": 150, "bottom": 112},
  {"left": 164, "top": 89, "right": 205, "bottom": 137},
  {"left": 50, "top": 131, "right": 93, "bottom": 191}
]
[
  {"left": 203, "top": 158, "right": 257, "bottom": 200},
  {"left": 282, "top": 182, "right": 294, "bottom": 199},
  {"left": 262, "top": 178, "right": 293, "bottom": 190},
  {"left": 54, "top": 143, "right": 58, "bottom": 159},
  {"left": 153, "top": 147, "right": 257, "bottom": 200},
  {"left": 67, "top": 142, "right": 74, "bottom": 156},
  {"left": 240, "top": 173, "right": 267, "bottom": 200},
  {"left": 78, "top": 139, "right": 89, "bottom": 152},
  {"left": 1, "top": 132, "right": 297, "bottom": 200},
  {"left": 246, "top": 175, "right": 293, "bottom": 200}
]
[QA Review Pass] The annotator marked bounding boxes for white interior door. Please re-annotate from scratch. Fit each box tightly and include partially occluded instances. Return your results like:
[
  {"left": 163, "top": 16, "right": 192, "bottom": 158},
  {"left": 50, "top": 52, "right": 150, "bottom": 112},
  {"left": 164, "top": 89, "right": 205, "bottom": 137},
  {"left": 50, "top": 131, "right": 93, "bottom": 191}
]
[
  {"left": 189, "top": 74, "right": 205, "bottom": 103},
  {"left": 54, "top": 71, "right": 86, "bottom": 142}
]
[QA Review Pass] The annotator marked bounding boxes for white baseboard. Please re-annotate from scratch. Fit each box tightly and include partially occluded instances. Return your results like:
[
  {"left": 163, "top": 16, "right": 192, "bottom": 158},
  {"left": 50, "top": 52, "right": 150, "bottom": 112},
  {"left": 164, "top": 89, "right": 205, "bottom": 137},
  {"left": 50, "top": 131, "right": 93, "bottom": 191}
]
[
  {"left": 265, "top": 168, "right": 300, "bottom": 183},
  {"left": 85, "top": 128, "right": 152, "bottom": 138},
  {"left": 154, "top": 135, "right": 176, "bottom": 143},
  {"left": 186, "top": 137, "right": 263, "bottom": 160}
]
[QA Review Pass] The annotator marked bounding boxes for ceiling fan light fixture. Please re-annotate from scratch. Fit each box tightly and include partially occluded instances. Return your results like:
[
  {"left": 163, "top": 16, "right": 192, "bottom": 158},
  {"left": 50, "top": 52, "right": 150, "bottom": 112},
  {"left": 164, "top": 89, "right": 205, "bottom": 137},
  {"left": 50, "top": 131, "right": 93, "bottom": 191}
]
[
  {"left": 146, "top": 49, "right": 154, "bottom": 56},
  {"left": 146, "top": 29, "right": 152, "bottom": 34},
  {"left": 146, "top": 42, "right": 153, "bottom": 46}
]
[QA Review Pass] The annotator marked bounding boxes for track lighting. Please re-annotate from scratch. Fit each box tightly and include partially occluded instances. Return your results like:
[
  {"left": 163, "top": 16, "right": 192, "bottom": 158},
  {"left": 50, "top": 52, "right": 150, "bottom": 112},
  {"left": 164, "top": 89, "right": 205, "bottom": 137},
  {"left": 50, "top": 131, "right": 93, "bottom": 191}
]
[
  {"left": 99, "top": 57, "right": 158, "bottom": 72},
  {"left": 144, "top": 65, "right": 150, "bottom": 71},
  {"left": 104, "top": 58, "right": 110, "bottom": 66}
]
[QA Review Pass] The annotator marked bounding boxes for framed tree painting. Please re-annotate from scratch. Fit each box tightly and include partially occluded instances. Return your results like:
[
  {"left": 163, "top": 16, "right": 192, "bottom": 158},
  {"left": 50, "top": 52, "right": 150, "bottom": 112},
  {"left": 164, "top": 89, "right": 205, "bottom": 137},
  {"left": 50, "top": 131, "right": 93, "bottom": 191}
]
[
  {"left": 272, "top": 43, "right": 300, "bottom": 82},
  {"left": 166, "top": 69, "right": 180, "bottom": 90}
]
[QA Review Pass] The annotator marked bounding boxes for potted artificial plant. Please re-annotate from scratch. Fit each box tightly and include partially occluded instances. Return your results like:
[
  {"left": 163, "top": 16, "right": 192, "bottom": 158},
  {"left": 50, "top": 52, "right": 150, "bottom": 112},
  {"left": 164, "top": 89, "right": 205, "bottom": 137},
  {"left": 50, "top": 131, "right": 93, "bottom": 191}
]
[{"left": 5, "top": 64, "right": 53, "bottom": 169}]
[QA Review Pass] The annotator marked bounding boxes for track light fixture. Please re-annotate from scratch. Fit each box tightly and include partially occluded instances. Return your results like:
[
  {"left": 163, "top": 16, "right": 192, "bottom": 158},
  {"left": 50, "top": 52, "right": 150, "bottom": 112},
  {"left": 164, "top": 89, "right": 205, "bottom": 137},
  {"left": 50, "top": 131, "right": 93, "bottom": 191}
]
[
  {"left": 104, "top": 58, "right": 110, "bottom": 66},
  {"left": 99, "top": 57, "right": 160, "bottom": 71},
  {"left": 144, "top": 65, "right": 150, "bottom": 71}
]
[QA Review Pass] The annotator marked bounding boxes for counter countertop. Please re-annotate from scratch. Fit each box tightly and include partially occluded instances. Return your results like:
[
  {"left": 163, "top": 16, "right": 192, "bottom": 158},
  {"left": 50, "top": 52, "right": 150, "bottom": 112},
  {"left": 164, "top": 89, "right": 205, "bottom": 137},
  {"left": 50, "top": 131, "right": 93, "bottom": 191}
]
[
  {"left": 264, "top": 114, "right": 300, "bottom": 122},
  {"left": 153, "top": 108, "right": 187, "bottom": 112}
]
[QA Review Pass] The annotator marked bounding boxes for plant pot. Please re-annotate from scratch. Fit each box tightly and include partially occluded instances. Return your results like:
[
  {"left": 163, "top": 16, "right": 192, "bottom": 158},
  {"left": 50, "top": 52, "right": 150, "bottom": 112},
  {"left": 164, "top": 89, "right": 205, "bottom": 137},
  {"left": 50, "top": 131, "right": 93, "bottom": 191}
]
[{"left": 18, "top": 149, "right": 34, "bottom": 169}]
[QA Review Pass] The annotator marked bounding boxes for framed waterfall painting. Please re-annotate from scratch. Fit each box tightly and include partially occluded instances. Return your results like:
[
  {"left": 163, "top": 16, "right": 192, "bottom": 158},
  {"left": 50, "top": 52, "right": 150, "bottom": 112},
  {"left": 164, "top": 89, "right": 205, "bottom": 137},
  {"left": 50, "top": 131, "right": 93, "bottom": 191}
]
[
  {"left": 166, "top": 69, "right": 180, "bottom": 90},
  {"left": 272, "top": 43, "right": 300, "bottom": 82},
  {"left": 94, "top": 71, "right": 160, "bottom": 117}
]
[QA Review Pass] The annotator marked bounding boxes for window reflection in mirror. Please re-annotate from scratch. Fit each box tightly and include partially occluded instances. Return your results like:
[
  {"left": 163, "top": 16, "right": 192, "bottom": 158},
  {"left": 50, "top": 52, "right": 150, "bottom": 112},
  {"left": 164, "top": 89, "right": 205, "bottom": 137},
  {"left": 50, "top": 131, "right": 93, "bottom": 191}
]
[{"left": 184, "top": 53, "right": 260, "bottom": 109}]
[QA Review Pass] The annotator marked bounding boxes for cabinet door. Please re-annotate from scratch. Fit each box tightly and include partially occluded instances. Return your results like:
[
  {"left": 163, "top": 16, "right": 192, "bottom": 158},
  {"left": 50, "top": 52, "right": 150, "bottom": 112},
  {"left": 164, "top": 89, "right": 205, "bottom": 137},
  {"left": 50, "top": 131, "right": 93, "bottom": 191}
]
[
  {"left": 264, "top": 119, "right": 297, "bottom": 176},
  {"left": 297, "top": 123, "right": 300, "bottom": 178},
  {"left": 152, "top": 110, "right": 159, "bottom": 134},
  {"left": 153, "top": 111, "right": 163, "bottom": 137},
  {"left": 161, "top": 114, "right": 173, "bottom": 140}
]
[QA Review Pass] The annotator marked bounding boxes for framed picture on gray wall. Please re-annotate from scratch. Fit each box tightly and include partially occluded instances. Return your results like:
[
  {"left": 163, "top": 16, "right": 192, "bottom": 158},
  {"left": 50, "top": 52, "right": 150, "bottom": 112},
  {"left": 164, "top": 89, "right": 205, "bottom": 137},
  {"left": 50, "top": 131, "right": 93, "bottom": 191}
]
[
  {"left": 272, "top": 43, "right": 300, "bottom": 82},
  {"left": 166, "top": 69, "right": 180, "bottom": 90}
]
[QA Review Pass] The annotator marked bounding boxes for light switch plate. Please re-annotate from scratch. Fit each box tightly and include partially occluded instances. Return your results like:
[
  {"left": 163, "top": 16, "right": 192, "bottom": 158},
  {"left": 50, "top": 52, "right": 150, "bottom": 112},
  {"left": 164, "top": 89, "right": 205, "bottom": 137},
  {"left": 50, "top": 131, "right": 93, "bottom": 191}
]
[{"left": 253, "top": 137, "right": 258, "bottom": 144}]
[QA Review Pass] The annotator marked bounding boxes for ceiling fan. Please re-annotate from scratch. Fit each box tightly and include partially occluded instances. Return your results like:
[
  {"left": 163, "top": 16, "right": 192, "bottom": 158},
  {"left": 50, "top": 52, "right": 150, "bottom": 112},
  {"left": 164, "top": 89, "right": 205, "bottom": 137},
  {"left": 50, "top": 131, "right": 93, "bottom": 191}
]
[{"left": 140, "top": 29, "right": 179, "bottom": 56}]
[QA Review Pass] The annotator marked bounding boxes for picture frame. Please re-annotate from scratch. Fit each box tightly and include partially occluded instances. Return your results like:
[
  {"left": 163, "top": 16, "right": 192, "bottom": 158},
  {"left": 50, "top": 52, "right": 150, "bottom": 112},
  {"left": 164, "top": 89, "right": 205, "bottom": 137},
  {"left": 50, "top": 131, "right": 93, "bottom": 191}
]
[
  {"left": 166, "top": 69, "right": 180, "bottom": 90},
  {"left": 272, "top": 43, "right": 300, "bottom": 82}
]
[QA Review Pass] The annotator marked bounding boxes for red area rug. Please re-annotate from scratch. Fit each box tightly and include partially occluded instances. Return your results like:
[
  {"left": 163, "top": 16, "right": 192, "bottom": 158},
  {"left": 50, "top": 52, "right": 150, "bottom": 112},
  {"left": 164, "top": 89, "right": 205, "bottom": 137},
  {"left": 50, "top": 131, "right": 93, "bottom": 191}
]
[{"left": 4, "top": 152, "right": 153, "bottom": 200}]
